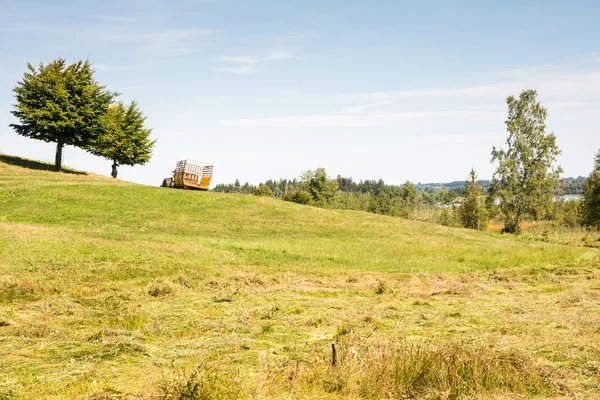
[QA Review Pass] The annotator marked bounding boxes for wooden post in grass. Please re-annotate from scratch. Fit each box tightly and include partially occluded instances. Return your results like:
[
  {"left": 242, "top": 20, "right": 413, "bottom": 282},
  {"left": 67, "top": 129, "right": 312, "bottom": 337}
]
[{"left": 331, "top": 341, "right": 337, "bottom": 366}]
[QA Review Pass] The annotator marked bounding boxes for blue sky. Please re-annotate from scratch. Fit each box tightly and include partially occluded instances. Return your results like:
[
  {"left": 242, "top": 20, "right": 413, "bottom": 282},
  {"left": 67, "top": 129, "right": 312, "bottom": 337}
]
[{"left": 1, "top": 0, "right": 599, "bottom": 186}]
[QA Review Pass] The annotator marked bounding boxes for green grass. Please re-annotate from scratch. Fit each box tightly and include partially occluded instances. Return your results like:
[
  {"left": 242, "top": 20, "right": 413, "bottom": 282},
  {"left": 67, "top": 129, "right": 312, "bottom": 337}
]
[{"left": 1, "top": 154, "right": 599, "bottom": 399}]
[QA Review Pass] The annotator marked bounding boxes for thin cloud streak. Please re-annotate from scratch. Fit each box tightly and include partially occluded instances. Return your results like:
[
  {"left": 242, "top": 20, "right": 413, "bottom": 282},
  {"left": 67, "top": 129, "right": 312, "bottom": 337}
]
[
  {"left": 340, "top": 69, "right": 600, "bottom": 103},
  {"left": 221, "top": 110, "right": 501, "bottom": 128},
  {"left": 94, "top": 64, "right": 148, "bottom": 72},
  {"left": 340, "top": 84, "right": 521, "bottom": 102},
  {"left": 217, "top": 51, "right": 300, "bottom": 73}
]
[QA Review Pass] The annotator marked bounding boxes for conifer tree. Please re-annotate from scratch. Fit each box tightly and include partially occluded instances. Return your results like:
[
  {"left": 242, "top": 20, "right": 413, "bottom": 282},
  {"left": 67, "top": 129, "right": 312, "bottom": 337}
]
[{"left": 460, "top": 169, "right": 489, "bottom": 230}]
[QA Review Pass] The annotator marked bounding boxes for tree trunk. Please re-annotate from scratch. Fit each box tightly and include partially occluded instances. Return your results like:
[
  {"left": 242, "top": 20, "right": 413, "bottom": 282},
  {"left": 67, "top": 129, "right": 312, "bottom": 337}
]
[
  {"left": 111, "top": 161, "right": 118, "bottom": 179},
  {"left": 55, "top": 141, "right": 64, "bottom": 172}
]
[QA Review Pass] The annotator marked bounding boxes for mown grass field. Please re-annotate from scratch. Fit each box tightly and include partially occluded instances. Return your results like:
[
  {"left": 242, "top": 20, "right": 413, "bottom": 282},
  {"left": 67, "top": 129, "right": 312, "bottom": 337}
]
[{"left": 1, "top": 154, "right": 599, "bottom": 399}]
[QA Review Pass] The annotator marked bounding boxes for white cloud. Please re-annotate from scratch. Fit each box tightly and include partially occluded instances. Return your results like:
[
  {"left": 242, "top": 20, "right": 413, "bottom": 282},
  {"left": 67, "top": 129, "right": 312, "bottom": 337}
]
[
  {"left": 93, "top": 28, "right": 212, "bottom": 57},
  {"left": 340, "top": 67, "right": 600, "bottom": 105},
  {"left": 217, "top": 51, "right": 300, "bottom": 73},
  {"left": 220, "top": 64, "right": 600, "bottom": 130},
  {"left": 268, "top": 86, "right": 299, "bottom": 97},
  {"left": 341, "top": 101, "right": 393, "bottom": 114},
  {"left": 339, "top": 83, "right": 520, "bottom": 102}
]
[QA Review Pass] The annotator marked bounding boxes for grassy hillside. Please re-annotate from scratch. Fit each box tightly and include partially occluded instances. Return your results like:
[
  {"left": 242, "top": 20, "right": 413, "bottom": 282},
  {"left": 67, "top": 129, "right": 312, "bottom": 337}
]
[{"left": 1, "top": 154, "right": 599, "bottom": 399}]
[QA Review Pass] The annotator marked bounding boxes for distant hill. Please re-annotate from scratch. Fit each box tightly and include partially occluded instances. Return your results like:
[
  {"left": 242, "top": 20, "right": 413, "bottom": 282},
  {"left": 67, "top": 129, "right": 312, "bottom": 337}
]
[{"left": 415, "top": 176, "right": 586, "bottom": 195}]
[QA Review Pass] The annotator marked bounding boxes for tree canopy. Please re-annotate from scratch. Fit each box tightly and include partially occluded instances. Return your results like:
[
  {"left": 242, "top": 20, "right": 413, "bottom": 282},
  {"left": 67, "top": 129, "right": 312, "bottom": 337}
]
[
  {"left": 10, "top": 59, "right": 117, "bottom": 171},
  {"left": 491, "top": 89, "right": 562, "bottom": 233},
  {"left": 297, "top": 168, "right": 339, "bottom": 207},
  {"left": 582, "top": 151, "right": 600, "bottom": 228},
  {"left": 87, "top": 101, "right": 155, "bottom": 178}
]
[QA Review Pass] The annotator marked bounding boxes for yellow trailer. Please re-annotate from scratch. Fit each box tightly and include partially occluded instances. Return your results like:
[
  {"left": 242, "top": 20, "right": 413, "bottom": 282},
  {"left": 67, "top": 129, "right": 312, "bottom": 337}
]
[{"left": 171, "top": 160, "right": 214, "bottom": 190}]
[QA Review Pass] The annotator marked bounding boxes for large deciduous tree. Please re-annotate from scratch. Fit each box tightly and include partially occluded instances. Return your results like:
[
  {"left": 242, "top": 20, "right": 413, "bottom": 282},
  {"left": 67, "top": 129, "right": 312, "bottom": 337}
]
[
  {"left": 491, "top": 89, "right": 562, "bottom": 233},
  {"left": 582, "top": 151, "right": 600, "bottom": 228},
  {"left": 87, "top": 101, "right": 155, "bottom": 178},
  {"left": 459, "top": 169, "right": 488, "bottom": 230},
  {"left": 10, "top": 59, "right": 116, "bottom": 171}
]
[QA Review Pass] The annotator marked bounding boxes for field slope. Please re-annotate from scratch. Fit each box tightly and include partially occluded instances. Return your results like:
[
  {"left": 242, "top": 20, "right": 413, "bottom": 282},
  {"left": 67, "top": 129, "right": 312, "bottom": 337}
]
[{"left": 1, "top": 154, "right": 599, "bottom": 399}]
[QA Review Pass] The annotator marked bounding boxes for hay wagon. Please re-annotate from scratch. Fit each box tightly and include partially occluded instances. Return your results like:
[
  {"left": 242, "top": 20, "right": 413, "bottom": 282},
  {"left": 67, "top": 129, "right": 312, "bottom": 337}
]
[{"left": 162, "top": 160, "right": 214, "bottom": 190}]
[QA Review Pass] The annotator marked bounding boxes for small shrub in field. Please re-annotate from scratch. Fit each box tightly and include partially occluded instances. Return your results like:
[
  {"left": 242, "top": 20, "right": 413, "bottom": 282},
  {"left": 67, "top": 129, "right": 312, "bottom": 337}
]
[
  {"left": 374, "top": 279, "right": 388, "bottom": 295},
  {"left": 283, "top": 189, "right": 312, "bottom": 205},
  {"left": 254, "top": 183, "right": 272, "bottom": 197},
  {"left": 437, "top": 207, "right": 457, "bottom": 227},
  {"left": 147, "top": 279, "right": 175, "bottom": 297},
  {"left": 335, "top": 322, "right": 353, "bottom": 338}
]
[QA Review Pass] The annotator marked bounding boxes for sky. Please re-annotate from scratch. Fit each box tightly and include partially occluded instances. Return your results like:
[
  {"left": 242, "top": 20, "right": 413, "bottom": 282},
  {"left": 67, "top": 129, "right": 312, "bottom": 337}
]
[{"left": 1, "top": 0, "right": 599, "bottom": 186}]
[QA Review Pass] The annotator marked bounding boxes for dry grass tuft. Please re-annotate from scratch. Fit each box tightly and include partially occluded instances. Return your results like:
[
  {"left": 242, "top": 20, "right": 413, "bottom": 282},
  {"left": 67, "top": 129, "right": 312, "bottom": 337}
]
[
  {"left": 88, "top": 328, "right": 130, "bottom": 342},
  {"left": 0, "top": 281, "right": 42, "bottom": 303},
  {"left": 177, "top": 272, "right": 193, "bottom": 289},
  {"left": 147, "top": 279, "right": 176, "bottom": 297},
  {"left": 261, "top": 333, "right": 557, "bottom": 399},
  {"left": 159, "top": 365, "right": 244, "bottom": 400},
  {"left": 153, "top": 328, "right": 561, "bottom": 399}
]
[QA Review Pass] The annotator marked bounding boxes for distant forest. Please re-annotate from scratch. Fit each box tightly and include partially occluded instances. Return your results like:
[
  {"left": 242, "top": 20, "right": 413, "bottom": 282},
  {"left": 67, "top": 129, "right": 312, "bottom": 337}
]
[{"left": 213, "top": 175, "right": 587, "bottom": 200}]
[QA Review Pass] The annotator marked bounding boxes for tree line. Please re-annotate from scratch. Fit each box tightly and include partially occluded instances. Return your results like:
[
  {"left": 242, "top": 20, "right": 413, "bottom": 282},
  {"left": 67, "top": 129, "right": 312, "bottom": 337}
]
[
  {"left": 214, "top": 175, "right": 586, "bottom": 200},
  {"left": 214, "top": 174, "right": 465, "bottom": 218},
  {"left": 10, "top": 59, "right": 154, "bottom": 178},
  {"left": 215, "top": 90, "right": 600, "bottom": 232}
]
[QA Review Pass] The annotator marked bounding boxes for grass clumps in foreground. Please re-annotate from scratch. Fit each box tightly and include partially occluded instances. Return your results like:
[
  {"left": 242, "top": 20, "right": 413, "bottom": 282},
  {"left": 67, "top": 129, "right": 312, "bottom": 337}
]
[
  {"left": 158, "top": 333, "right": 556, "bottom": 399},
  {"left": 159, "top": 365, "right": 244, "bottom": 400},
  {"left": 320, "top": 339, "right": 555, "bottom": 399}
]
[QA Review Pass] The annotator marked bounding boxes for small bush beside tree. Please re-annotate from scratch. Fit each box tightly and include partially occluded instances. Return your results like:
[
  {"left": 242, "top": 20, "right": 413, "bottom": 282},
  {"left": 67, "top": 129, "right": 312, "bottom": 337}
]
[
  {"left": 254, "top": 184, "right": 273, "bottom": 197},
  {"left": 87, "top": 101, "right": 155, "bottom": 178},
  {"left": 283, "top": 189, "right": 312, "bottom": 205}
]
